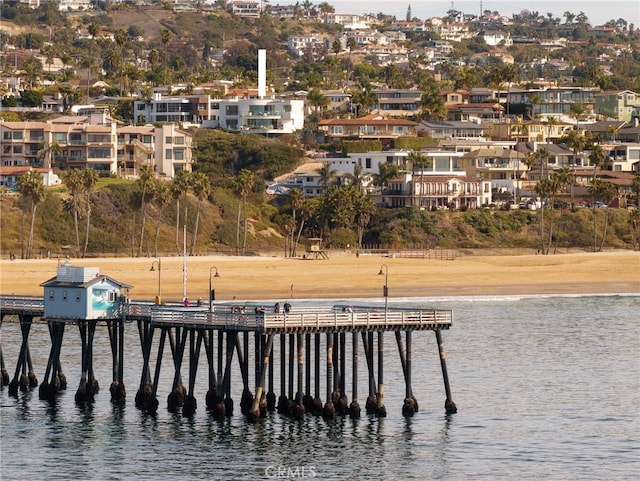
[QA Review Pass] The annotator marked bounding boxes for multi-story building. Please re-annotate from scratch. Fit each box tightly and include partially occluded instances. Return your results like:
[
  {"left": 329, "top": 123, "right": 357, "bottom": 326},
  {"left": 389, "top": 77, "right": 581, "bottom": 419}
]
[
  {"left": 372, "top": 89, "right": 422, "bottom": 118},
  {"left": 215, "top": 97, "right": 305, "bottom": 134},
  {"left": 317, "top": 114, "right": 417, "bottom": 147},
  {"left": 287, "top": 35, "right": 324, "bottom": 57},
  {"left": 594, "top": 90, "right": 640, "bottom": 122},
  {"left": 458, "top": 147, "right": 528, "bottom": 196},
  {"left": 1, "top": 117, "right": 192, "bottom": 178},
  {"left": 1, "top": 117, "right": 117, "bottom": 174},
  {"left": 384, "top": 174, "right": 492, "bottom": 209},
  {"left": 133, "top": 94, "right": 217, "bottom": 126},
  {"left": 227, "top": 0, "right": 261, "bottom": 17},
  {"left": 506, "top": 86, "right": 599, "bottom": 120}
]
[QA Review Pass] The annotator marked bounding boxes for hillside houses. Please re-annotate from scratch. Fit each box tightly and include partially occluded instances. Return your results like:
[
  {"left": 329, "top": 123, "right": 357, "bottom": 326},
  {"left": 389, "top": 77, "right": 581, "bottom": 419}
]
[{"left": 1, "top": 3, "right": 638, "bottom": 212}]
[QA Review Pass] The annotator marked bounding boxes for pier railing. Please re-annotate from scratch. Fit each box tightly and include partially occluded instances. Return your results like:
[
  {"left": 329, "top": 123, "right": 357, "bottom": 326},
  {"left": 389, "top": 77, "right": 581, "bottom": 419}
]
[
  {"left": 0, "top": 295, "right": 45, "bottom": 315},
  {"left": 146, "top": 304, "right": 452, "bottom": 332},
  {"left": 1, "top": 296, "right": 452, "bottom": 333}
]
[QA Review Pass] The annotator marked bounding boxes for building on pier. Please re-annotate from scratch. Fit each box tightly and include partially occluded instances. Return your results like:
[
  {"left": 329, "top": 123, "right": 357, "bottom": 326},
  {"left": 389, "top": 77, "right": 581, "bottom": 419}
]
[{"left": 41, "top": 265, "right": 131, "bottom": 320}]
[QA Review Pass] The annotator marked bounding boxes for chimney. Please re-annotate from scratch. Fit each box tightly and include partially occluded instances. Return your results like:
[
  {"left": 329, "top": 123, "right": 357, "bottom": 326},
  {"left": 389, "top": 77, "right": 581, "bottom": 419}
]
[{"left": 258, "top": 49, "right": 266, "bottom": 99}]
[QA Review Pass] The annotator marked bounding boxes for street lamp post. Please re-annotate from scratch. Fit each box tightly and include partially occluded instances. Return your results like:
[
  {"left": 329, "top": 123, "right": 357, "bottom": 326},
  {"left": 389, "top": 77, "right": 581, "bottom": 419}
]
[
  {"left": 378, "top": 264, "right": 388, "bottom": 312},
  {"left": 209, "top": 267, "right": 220, "bottom": 312},
  {"left": 150, "top": 258, "right": 161, "bottom": 304}
]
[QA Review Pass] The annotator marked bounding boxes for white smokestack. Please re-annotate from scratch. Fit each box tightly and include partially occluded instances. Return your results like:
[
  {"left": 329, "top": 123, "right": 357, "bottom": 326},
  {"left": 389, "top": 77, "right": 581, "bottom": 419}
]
[{"left": 258, "top": 49, "right": 266, "bottom": 99}]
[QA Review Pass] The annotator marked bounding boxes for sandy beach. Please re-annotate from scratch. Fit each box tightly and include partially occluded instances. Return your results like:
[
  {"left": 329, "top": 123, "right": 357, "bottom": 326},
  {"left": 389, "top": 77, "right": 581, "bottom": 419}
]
[{"left": 0, "top": 251, "right": 638, "bottom": 302}]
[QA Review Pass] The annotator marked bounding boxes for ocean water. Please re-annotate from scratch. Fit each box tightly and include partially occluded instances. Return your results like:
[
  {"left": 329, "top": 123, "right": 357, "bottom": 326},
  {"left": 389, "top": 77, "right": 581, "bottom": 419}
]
[{"left": 1, "top": 294, "right": 638, "bottom": 480}]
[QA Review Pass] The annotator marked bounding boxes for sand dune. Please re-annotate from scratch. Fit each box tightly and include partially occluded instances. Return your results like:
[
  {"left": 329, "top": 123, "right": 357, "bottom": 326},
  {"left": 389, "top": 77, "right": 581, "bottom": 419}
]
[{"left": 1, "top": 251, "right": 638, "bottom": 302}]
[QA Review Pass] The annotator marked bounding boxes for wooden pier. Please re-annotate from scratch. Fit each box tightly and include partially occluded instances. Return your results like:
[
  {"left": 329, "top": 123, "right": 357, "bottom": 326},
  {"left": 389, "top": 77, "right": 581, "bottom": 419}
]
[{"left": 0, "top": 295, "right": 457, "bottom": 419}]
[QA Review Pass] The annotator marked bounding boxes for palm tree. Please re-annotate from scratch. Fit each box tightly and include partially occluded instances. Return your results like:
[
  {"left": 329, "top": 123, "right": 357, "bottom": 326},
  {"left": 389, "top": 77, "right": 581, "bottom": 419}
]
[
  {"left": 86, "top": 22, "right": 100, "bottom": 100},
  {"left": 353, "top": 191, "right": 376, "bottom": 247},
  {"left": 38, "top": 140, "right": 62, "bottom": 169},
  {"left": 151, "top": 179, "right": 171, "bottom": 257},
  {"left": 372, "top": 162, "right": 399, "bottom": 193},
  {"left": 408, "top": 150, "right": 431, "bottom": 208},
  {"left": 61, "top": 169, "right": 83, "bottom": 253},
  {"left": 114, "top": 28, "right": 128, "bottom": 96},
  {"left": 17, "top": 170, "right": 45, "bottom": 259},
  {"left": 569, "top": 102, "right": 585, "bottom": 130},
  {"left": 563, "top": 129, "right": 586, "bottom": 160},
  {"left": 419, "top": 80, "right": 447, "bottom": 120},
  {"left": 170, "top": 170, "right": 191, "bottom": 255},
  {"left": 586, "top": 179, "right": 616, "bottom": 252},
  {"left": 136, "top": 164, "right": 155, "bottom": 257},
  {"left": 632, "top": 174, "right": 640, "bottom": 209},
  {"left": 598, "top": 182, "right": 617, "bottom": 252},
  {"left": 350, "top": 86, "right": 377, "bottom": 115},
  {"left": 629, "top": 209, "right": 640, "bottom": 251},
  {"left": 233, "top": 169, "right": 254, "bottom": 256},
  {"left": 161, "top": 28, "right": 171, "bottom": 86},
  {"left": 288, "top": 188, "right": 304, "bottom": 257},
  {"left": 82, "top": 168, "right": 99, "bottom": 258},
  {"left": 588, "top": 144, "right": 606, "bottom": 180},
  {"left": 316, "top": 162, "right": 337, "bottom": 194},
  {"left": 294, "top": 197, "right": 317, "bottom": 256},
  {"left": 189, "top": 172, "right": 211, "bottom": 255},
  {"left": 346, "top": 163, "right": 366, "bottom": 193},
  {"left": 306, "top": 89, "right": 330, "bottom": 114}
]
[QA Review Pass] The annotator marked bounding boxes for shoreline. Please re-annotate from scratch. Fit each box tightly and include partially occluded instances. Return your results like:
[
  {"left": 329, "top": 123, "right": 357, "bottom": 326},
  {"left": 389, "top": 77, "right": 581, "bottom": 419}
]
[{"left": 1, "top": 251, "right": 638, "bottom": 302}]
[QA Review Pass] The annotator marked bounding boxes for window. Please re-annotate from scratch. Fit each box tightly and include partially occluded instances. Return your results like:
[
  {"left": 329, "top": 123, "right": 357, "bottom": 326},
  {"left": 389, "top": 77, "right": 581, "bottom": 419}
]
[
  {"left": 29, "top": 130, "right": 44, "bottom": 142},
  {"left": 165, "top": 149, "right": 172, "bottom": 160},
  {"left": 226, "top": 105, "right": 239, "bottom": 116},
  {"left": 108, "top": 292, "right": 117, "bottom": 302},
  {"left": 88, "top": 147, "right": 111, "bottom": 159},
  {"left": 137, "top": 103, "right": 146, "bottom": 110},
  {"left": 13, "top": 131, "right": 23, "bottom": 140},
  {"left": 53, "top": 133, "right": 67, "bottom": 143},
  {"left": 165, "top": 136, "right": 173, "bottom": 144},
  {"left": 174, "top": 137, "right": 184, "bottom": 145},
  {"left": 142, "top": 135, "right": 152, "bottom": 144},
  {"left": 174, "top": 149, "right": 184, "bottom": 160},
  {"left": 88, "top": 134, "right": 111, "bottom": 143}
]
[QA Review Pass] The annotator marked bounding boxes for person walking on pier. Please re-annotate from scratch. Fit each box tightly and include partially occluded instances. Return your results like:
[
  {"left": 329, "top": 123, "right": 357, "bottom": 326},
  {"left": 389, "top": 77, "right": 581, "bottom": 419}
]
[
  {"left": 183, "top": 297, "right": 190, "bottom": 307},
  {"left": 274, "top": 302, "right": 280, "bottom": 313},
  {"left": 283, "top": 301, "right": 291, "bottom": 314}
]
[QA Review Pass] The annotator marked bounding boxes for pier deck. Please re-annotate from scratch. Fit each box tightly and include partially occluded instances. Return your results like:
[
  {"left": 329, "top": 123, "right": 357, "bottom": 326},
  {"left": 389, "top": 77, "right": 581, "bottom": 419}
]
[{"left": 0, "top": 296, "right": 452, "bottom": 333}]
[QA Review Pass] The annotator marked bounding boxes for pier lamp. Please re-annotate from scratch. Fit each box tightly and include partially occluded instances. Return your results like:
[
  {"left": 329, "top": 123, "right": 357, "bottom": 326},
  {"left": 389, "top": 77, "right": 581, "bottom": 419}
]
[
  {"left": 378, "top": 264, "right": 388, "bottom": 312},
  {"left": 209, "top": 267, "right": 220, "bottom": 312},
  {"left": 150, "top": 258, "right": 161, "bottom": 304}
]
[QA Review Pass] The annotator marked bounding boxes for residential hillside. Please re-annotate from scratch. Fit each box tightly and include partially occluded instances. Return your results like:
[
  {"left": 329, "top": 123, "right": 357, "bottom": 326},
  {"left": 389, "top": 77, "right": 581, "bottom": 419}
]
[{"left": 1, "top": 2, "right": 639, "bottom": 259}]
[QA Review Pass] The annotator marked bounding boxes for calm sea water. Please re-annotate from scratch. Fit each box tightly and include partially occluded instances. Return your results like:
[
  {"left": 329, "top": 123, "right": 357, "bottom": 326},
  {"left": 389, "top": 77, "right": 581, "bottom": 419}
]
[{"left": 1, "top": 295, "right": 638, "bottom": 481}]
